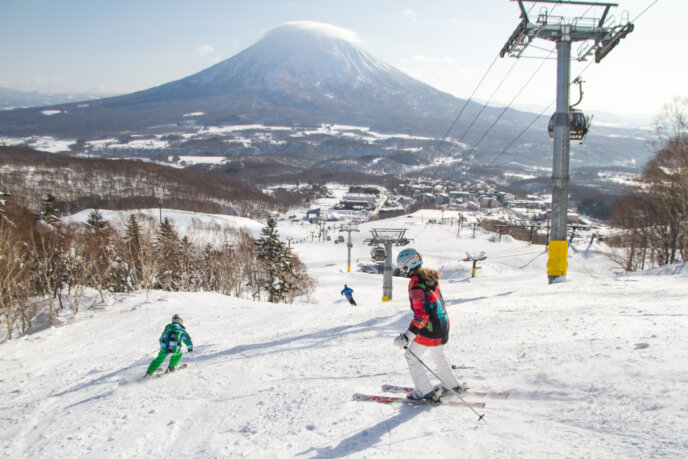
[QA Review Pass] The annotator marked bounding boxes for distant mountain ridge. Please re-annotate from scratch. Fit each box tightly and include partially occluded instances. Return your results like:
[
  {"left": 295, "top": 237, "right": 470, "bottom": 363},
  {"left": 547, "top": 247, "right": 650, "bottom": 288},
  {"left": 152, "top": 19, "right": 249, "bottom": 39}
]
[
  {"left": 0, "top": 21, "right": 652, "bottom": 184},
  {"left": 0, "top": 86, "right": 116, "bottom": 110}
]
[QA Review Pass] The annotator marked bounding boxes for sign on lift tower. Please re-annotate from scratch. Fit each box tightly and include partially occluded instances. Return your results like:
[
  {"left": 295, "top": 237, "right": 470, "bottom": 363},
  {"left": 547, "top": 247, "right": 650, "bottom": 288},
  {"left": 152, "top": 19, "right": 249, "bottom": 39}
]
[{"left": 500, "top": 0, "right": 633, "bottom": 283}]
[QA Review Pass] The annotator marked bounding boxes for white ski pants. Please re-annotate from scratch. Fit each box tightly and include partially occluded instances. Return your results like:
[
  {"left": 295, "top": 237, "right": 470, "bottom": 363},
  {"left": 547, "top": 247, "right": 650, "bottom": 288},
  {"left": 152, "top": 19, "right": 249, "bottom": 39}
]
[{"left": 404, "top": 341, "right": 461, "bottom": 395}]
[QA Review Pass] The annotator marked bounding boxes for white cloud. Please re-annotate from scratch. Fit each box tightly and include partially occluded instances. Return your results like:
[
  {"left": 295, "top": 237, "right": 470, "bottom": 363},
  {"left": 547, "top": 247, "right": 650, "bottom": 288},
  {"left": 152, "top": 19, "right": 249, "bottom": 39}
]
[
  {"left": 413, "top": 55, "right": 437, "bottom": 63},
  {"left": 267, "top": 21, "right": 360, "bottom": 44},
  {"left": 412, "top": 55, "right": 456, "bottom": 65},
  {"left": 196, "top": 44, "right": 222, "bottom": 63},
  {"left": 195, "top": 44, "right": 216, "bottom": 57},
  {"left": 403, "top": 8, "right": 418, "bottom": 22}
]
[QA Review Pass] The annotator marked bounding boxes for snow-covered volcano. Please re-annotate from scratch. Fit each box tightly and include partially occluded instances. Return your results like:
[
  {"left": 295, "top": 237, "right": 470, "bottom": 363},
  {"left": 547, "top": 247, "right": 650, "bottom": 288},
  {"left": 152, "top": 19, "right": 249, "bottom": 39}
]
[
  {"left": 167, "top": 21, "right": 431, "bottom": 99},
  {"left": 0, "top": 21, "right": 652, "bottom": 176},
  {"left": 0, "top": 21, "right": 476, "bottom": 137}
]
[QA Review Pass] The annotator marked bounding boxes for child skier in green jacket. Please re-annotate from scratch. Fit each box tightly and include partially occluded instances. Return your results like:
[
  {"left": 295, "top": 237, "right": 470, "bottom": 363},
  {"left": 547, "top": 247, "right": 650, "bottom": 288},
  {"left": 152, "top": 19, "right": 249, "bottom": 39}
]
[{"left": 144, "top": 314, "right": 193, "bottom": 377}]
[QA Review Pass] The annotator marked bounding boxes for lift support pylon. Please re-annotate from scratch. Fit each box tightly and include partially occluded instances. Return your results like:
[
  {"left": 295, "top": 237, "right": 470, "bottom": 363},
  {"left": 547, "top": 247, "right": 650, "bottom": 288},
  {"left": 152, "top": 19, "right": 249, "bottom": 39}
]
[{"left": 500, "top": 0, "right": 633, "bottom": 283}]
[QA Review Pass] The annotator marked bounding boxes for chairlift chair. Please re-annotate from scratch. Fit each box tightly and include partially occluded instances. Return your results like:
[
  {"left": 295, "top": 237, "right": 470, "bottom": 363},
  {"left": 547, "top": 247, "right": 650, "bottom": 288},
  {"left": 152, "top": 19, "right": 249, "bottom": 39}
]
[
  {"left": 547, "top": 110, "right": 591, "bottom": 142},
  {"left": 371, "top": 246, "right": 386, "bottom": 262},
  {"left": 547, "top": 77, "right": 591, "bottom": 142}
]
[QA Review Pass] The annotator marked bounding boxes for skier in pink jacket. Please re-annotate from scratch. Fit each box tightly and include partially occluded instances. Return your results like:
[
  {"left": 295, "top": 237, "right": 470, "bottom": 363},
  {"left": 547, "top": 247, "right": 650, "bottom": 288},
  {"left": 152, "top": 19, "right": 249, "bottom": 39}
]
[{"left": 394, "top": 248, "right": 462, "bottom": 401}]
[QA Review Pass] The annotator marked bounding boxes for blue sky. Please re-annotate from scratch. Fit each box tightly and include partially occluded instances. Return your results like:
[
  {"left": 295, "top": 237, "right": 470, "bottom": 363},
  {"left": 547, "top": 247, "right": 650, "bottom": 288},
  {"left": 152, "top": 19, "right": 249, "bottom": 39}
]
[{"left": 0, "top": 0, "right": 680, "bottom": 118}]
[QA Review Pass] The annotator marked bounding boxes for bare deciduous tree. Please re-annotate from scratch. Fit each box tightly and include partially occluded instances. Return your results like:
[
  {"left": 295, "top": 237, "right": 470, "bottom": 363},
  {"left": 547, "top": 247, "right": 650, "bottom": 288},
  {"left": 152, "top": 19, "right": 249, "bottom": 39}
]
[
  {"left": 609, "top": 97, "right": 688, "bottom": 270},
  {"left": 0, "top": 218, "right": 31, "bottom": 339},
  {"left": 3, "top": 205, "right": 315, "bottom": 341},
  {"left": 137, "top": 215, "right": 162, "bottom": 297},
  {"left": 29, "top": 221, "right": 64, "bottom": 327}
]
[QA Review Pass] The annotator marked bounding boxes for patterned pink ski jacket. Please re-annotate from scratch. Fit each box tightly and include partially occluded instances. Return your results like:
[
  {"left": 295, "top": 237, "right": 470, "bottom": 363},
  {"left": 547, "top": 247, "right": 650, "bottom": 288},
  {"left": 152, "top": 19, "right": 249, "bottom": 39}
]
[{"left": 406, "top": 275, "right": 450, "bottom": 347}]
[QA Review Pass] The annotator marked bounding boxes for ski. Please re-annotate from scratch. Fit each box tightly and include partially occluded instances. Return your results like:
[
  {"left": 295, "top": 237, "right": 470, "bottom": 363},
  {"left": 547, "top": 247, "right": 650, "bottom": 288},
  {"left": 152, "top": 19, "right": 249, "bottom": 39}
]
[
  {"left": 451, "top": 364, "right": 474, "bottom": 370},
  {"left": 381, "top": 384, "right": 509, "bottom": 400},
  {"left": 352, "top": 393, "right": 485, "bottom": 408},
  {"left": 160, "top": 363, "right": 188, "bottom": 376},
  {"left": 142, "top": 363, "right": 188, "bottom": 381}
]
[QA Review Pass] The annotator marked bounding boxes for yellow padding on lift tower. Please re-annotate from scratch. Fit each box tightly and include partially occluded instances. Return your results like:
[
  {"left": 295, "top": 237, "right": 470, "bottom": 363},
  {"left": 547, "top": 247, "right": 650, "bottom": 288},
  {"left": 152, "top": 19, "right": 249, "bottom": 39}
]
[{"left": 547, "top": 240, "right": 568, "bottom": 277}]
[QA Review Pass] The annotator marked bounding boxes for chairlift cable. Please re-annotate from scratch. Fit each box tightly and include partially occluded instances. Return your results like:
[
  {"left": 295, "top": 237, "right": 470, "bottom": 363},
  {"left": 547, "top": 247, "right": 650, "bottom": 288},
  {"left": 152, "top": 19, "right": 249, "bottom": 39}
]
[
  {"left": 479, "top": 0, "right": 660, "bottom": 169},
  {"left": 453, "top": 1, "right": 659, "bottom": 180},
  {"left": 428, "top": 53, "right": 501, "bottom": 161},
  {"left": 508, "top": 55, "right": 558, "bottom": 60},
  {"left": 485, "top": 58, "right": 595, "bottom": 168},
  {"left": 429, "top": 3, "right": 541, "bottom": 161},
  {"left": 462, "top": 45, "right": 555, "bottom": 162},
  {"left": 487, "top": 101, "right": 554, "bottom": 168},
  {"left": 632, "top": 0, "right": 659, "bottom": 22},
  {"left": 444, "top": 3, "right": 562, "bottom": 162},
  {"left": 484, "top": 9, "right": 667, "bottom": 169},
  {"left": 458, "top": 58, "right": 521, "bottom": 145},
  {"left": 525, "top": 43, "right": 559, "bottom": 53}
]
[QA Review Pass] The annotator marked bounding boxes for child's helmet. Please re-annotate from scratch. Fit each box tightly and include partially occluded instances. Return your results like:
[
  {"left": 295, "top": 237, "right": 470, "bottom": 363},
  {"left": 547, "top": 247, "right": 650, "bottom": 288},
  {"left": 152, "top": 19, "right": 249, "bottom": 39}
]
[
  {"left": 172, "top": 314, "right": 183, "bottom": 324},
  {"left": 397, "top": 248, "right": 422, "bottom": 270}
]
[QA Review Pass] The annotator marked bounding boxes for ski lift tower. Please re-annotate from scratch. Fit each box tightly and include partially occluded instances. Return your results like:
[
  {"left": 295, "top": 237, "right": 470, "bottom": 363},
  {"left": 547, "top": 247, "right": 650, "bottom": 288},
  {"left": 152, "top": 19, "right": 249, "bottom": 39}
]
[
  {"left": 364, "top": 229, "right": 411, "bottom": 302},
  {"left": 500, "top": 0, "right": 633, "bottom": 283},
  {"left": 339, "top": 224, "right": 360, "bottom": 272}
]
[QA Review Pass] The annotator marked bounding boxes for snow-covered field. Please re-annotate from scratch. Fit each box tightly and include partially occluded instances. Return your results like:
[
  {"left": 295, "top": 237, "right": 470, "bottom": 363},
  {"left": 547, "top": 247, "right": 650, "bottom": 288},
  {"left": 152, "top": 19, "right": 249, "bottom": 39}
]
[{"left": 1, "top": 204, "right": 687, "bottom": 458}]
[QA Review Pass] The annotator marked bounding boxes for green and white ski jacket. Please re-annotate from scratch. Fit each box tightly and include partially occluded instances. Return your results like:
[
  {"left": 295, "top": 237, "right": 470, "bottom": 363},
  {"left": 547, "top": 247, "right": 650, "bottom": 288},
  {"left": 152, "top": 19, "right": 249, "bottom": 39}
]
[{"left": 159, "top": 322, "right": 193, "bottom": 354}]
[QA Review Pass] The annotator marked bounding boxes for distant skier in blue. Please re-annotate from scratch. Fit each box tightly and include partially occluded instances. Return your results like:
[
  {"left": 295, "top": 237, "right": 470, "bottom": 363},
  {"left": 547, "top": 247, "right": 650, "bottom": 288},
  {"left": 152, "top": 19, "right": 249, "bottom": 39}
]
[{"left": 341, "top": 284, "right": 357, "bottom": 306}]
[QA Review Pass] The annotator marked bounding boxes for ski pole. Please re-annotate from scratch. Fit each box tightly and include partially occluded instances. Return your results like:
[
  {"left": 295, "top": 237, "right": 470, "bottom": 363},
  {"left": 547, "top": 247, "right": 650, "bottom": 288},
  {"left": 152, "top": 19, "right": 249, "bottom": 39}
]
[
  {"left": 188, "top": 350, "right": 207, "bottom": 380},
  {"left": 122, "top": 349, "right": 158, "bottom": 373},
  {"left": 405, "top": 345, "right": 486, "bottom": 422},
  {"left": 189, "top": 351, "right": 201, "bottom": 372}
]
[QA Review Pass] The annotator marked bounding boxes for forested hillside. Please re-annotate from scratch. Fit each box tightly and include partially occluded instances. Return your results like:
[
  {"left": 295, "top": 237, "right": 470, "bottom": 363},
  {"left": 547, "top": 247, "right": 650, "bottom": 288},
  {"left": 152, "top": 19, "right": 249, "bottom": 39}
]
[{"left": 0, "top": 147, "right": 303, "bottom": 218}]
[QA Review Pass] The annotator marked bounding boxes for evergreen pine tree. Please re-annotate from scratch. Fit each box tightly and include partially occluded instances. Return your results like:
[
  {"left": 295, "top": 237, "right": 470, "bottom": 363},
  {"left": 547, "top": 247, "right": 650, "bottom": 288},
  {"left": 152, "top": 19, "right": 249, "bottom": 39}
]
[
  {"left": 41, "top": 193, "right": 60, "bottom": 225},
  {"left": 125, "top": 215, "right": 141, "bottom": 251},
  {"left": 156, "top": 217, "right": 181, "bottom": 290},
  {"left": 84, "top": 209, "right": 116, "bottom": 300},
  {"left": 201, "top": 242, "right": 219, "bottom": 292},
  {"left": 123, "top": 214, "right": 143, "bottom": 291},
  {"left": 255, "top": 218, "right": 300, "bottom": 303},
  {"left": 179, "top": 235, "right": 199, "bottom": 291},
  {"left": 86, "top": 209, "right": 108, "bottom": 231}
]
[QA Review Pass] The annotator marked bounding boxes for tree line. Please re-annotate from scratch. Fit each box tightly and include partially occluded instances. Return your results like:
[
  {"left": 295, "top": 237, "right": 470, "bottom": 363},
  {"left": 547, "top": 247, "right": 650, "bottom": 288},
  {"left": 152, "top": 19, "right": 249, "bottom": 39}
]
[
  {"left": 0, "top": 146, "right": 313, "bottom": 218},
  {"left": 0, "top": 196, "right": 313, "bottom": 341},
  {"left": 607, "top": 98, "right": 688, "bottom": 271}
]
